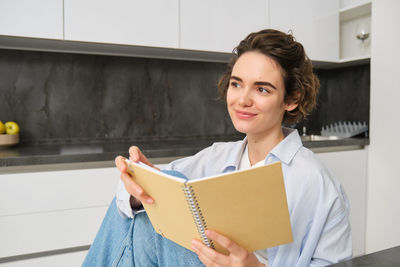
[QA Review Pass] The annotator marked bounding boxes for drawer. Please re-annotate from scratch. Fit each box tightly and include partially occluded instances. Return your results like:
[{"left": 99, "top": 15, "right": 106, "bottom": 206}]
[
  {"left": 0, "top": 250, "right": 87, "bottom": 267},
  {"left": 0, "top": 167, "right": 119, "bottom": 216},
  {"left": 0, "top": 205, "right": 108, "bottom": 258}
]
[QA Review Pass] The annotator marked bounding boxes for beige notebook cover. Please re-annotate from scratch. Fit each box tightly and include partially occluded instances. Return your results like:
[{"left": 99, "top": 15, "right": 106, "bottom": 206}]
[{"left": 125, "top": 160, "right": 293, "bottom": 254}]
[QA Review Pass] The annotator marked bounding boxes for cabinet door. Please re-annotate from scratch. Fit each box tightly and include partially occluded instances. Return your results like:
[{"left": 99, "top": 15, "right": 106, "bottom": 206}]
[
  {"left": 180, "top": 0, "right": 269, "bottom": 53},
  {"left": 0, "top": 0, "right": 63, "bottom": 39},
  {"left": 64, "top": 0, "right": 180, "bottom": 48},
  {"left": 316, "top": 149, "right": 367, "bottom": 256},
  {"left": 269, "top": 0, "right": 339, "bottom": 61},
  {"left": 0, "top": 167, "right": 119, "bottom": 258}
]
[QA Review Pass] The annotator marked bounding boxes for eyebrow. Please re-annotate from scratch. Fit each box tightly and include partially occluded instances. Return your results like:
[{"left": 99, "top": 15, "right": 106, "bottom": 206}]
[{"left": 230, "top": 75, "right": 277, "bottom": 90}]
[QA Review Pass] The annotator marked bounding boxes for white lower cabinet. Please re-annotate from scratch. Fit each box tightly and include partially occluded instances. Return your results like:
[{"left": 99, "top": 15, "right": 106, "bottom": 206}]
[
  {"left": 0, "top": 151, "right": 366, "bottom": 265},
  {"left": 0, "top": 167, "right": 120, "bottom": 266},
  {"left": 315, "top": 148, "right": 367, "bottom": 257},
  {"left": 0, "top": 250, "right": 87, "bottom": 267}
]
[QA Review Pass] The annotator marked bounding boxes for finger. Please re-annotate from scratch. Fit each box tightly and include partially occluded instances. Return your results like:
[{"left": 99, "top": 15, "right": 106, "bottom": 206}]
[
  {"left": 120, "top": 172, "right": 154, "bottom": 204},
  {"left": 120, "top": 173, "right": 154, "bottom": 204},
  {"left": 197, "top": 252, "right": 223, "bottom": 267},
  {"left": 129, "top": 146, "right": 149, "bottom": 164},
  {"left": 129, "top": 146, "right": 160, "bottom": 170},
  {"left": 205, "top": 230, "right": 246, "bottom": 257},
  {"left": 191, "top": 239, "right": 215, "bottom": 266},
  {"left": 191, "top": 239, "right": 228, "bottom": 267},
  {"left": 115, "top": 155, "right": 127, "bottom": 172}
]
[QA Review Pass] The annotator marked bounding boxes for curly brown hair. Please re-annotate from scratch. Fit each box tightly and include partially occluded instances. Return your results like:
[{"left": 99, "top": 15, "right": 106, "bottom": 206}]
[{"left": 218, "top": 29, "right": 319, "bottom": 124}]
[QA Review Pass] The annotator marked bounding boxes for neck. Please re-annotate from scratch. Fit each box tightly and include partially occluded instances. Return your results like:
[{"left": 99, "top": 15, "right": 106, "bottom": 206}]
[{"left": 246, "top": 127, "right": 284, "bottom": 165}]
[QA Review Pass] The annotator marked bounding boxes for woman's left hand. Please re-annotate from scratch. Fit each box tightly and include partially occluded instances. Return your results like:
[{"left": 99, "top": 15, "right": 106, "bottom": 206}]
[{"left": 191, "top": 230, "right": 265, "bottom": 267}]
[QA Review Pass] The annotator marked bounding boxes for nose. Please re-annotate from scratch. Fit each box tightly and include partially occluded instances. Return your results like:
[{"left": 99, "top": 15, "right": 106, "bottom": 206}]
[{"left": 238, "top": 88, "right": 252, "bottom": 107}]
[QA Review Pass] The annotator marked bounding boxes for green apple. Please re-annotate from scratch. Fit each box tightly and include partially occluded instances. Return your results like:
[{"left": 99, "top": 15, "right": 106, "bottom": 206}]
[
  {"left": 5, "top": 121, "right": 20, "bottom": 135},
  {"left": 0, "top": 121, "right": 5, "bottom": 134}
]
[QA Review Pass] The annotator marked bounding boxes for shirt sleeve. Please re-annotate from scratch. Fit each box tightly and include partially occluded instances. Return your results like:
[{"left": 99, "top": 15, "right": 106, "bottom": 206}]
[
  {"left": 115, "top": 180, "right": 145, "bottom": 219},
  {"left": 268, "top": 161, "right": 352, "bottom": 267},
  {"left": 309, "top": 199, "right": 352, "bottom": 266},
  {"left": 299, "top": 179, "right": 352, "bottom": 266},
  {"left": 254, "top": 250, "right": 270, "bottom": 266}
]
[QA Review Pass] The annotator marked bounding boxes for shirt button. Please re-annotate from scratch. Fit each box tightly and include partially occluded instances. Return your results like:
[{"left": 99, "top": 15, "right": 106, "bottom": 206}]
[{"left": 267, "top": 157, "right": 273, "bottom": 163}]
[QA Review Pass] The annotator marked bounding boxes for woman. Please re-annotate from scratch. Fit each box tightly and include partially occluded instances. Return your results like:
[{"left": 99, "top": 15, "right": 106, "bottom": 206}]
[{"left": 83, "top": 29, "right": 352, "bottom": 267}]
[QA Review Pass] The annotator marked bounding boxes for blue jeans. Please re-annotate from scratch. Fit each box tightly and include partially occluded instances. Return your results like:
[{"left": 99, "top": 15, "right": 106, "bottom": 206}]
[{"left": 82, "top": 198, "right": 205, "bottom": 267}]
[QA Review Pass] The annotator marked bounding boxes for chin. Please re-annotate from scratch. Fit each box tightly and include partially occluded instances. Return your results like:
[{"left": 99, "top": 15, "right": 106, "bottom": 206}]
[
  {"left": 232, "top": 123, "right": 253, "bottom": 135},
  {"left": 230, "top": 116, "right": 259, "bottom": 134}
]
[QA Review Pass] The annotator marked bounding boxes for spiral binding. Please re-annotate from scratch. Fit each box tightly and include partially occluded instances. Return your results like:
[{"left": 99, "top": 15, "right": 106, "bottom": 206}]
[{"left": 182, "top": 185, "right": 215, "bottom": 249}]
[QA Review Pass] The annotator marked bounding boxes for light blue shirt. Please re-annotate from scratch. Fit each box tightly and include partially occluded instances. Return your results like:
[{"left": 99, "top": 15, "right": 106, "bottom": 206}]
[{"left": 116, "top": 128, "right": 352, "bottom": 266}]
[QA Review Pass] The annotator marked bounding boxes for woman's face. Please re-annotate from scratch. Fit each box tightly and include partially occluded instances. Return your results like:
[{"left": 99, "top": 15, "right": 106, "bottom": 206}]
[{"left": 226, "top": 51, "right": 297, "bottom": 139}]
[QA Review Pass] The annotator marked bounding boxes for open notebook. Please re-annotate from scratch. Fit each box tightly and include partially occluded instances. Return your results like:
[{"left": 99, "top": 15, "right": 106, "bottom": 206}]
[{"left": 125, "top": 159, "right": 293, "bottom": 254}]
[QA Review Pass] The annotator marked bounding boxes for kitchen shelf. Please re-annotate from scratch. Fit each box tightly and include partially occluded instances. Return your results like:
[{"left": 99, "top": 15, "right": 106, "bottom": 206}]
[
  {"left": 0, "top": 35, "right": 232, "bottom": 63},
  {"left": 339, "top": 55, "right": 370, "bottom": 64},
  {"left": 313, "top": 56, "right": 370, "bottom": 69},
  {"left": 0, "top": 31, "right": 371, "bottom": 70}
]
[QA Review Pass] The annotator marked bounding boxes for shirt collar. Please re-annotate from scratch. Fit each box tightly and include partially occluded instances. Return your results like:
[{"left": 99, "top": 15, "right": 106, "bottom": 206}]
[
  {"left": 269, "top": 127, "right": 303, "bottom": 165},
  {"left": 220, "top": 138, "right": 247, "bottom": 173},
  {"left": 220, "top": 127, "right": 303, "bottom": 173}
]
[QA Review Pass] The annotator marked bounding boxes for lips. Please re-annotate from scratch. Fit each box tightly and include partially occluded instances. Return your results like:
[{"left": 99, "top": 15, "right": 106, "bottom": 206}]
[{"left": 234, "top": 110, "right": 257, "bottom": 119}]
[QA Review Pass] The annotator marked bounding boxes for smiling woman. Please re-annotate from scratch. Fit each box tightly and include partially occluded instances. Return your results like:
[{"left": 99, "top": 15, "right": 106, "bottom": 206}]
[
  {"left": 218, "top": 30, "right": 319, "bottom": 126},
  {"left": 83, "top": 29, "right": 352, "bottom": 267},
  {"left": 226, "top": 52, "right": 293, "bottom": 159}
]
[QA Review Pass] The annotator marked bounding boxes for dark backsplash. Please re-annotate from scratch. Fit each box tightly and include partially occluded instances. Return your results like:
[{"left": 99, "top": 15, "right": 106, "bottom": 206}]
[
  {"left": 0, "top": 49, "right": 238, "bottom": 144},
  {"left": 0, "top": 49, "right": 369, "bottom": 144},
  {"left": 297, "top": 64, "right": 370, "bottom": 135}
]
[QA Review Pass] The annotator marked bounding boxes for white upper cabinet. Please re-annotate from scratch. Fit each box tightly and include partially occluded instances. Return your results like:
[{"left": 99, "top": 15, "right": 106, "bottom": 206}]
[
  {"left": 269, "top": 0, "right": 340, "bottom": 62},
  {"left": 0, "top": 0, "right": 63, "bottom": 39},
  {"left": 340, "top": 0, "right": 368, "bottom": 9},
  {"left": 180, "top": 0, "right": 270, "bottom": 53},
  {"left": 0, "top": 0, "right": 367, "bottom": 64},
  {"left": 64, "top": 0, "right": 180, "bottom": 48}
]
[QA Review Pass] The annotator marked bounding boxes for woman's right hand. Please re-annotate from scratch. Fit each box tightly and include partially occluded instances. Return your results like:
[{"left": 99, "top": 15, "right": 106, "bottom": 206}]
[{"left": 115, "top": 146, "right": 159, "bottom": 206}]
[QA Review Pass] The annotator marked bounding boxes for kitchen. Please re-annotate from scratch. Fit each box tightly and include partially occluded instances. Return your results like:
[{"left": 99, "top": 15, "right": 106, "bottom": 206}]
[{"left": 0, "top": 0, "right": 399, "bottom": 266}]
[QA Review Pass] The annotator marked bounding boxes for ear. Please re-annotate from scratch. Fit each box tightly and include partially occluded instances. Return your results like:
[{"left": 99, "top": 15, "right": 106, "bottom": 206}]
[
  {"left": 285, "top": 102, "right": 298, "bottom": 112},
  {"left": 284, "top": 90, "right": 300, "bottom": 112}
]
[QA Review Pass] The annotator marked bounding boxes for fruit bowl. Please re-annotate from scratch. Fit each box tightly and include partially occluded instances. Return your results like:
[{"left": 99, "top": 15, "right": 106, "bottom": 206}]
[{"left": 0, "top": 134, "right": 19, "bottom": 147}]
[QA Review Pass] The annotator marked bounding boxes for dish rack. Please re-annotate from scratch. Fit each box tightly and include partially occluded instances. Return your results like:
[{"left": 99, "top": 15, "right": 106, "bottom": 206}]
[{"left": 321, "top": 121, "right": 368, "bottom": 138}]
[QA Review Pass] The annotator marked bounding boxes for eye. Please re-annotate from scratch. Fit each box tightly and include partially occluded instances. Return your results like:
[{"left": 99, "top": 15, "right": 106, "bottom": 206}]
[
  {"left": 257, "top": 87, "right": 270, "bottom": 94},
  {"left": 230, "top": 81, "right": 241, "bottom": 88}
]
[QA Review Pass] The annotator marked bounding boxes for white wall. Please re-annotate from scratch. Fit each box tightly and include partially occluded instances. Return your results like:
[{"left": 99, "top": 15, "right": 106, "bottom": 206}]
[{"left": 366, "top": 0, "right": 400, "bottom": 253}]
